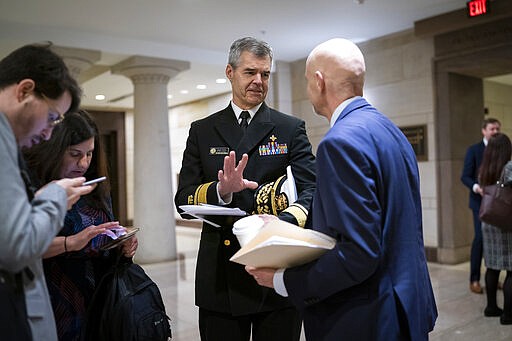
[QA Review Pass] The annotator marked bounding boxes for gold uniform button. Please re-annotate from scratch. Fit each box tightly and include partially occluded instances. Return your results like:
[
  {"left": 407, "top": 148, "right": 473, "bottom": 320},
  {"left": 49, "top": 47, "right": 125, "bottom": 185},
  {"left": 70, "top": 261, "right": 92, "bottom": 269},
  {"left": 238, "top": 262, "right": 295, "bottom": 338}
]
[{"left": 224, "top": 239, "right": 231, "bottom": 246}]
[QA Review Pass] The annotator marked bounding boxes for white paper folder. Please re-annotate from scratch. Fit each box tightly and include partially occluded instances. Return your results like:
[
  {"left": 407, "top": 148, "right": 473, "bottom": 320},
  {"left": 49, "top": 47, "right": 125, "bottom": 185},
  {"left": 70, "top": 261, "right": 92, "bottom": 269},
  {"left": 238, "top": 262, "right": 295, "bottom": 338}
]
[{"left": 230, "top": 219, "right": 336, "bottom": 268}]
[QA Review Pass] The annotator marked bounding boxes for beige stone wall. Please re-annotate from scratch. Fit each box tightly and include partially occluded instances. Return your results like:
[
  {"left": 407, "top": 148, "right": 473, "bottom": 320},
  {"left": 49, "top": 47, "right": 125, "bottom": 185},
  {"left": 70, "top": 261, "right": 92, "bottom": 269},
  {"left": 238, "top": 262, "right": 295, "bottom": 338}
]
[{"left": 484, "top": 81, "right": 512, "bottom": 137}]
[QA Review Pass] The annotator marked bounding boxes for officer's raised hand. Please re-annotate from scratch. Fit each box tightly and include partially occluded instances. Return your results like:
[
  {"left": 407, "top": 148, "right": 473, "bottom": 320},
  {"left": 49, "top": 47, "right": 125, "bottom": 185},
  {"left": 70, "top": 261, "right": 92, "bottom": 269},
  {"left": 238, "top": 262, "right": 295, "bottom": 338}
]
[{"left": 217, "top": 151, "right": 258, "bottom": 201}]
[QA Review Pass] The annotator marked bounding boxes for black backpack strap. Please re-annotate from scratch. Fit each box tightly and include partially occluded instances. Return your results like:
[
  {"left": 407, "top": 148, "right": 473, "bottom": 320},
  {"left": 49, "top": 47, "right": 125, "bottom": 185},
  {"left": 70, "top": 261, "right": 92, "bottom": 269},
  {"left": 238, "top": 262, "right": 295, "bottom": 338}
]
[
  {"left": 16, "top": 149, "right": 36, "bottom": 282},
  {"left": 17, "top": 149, "right": 37, "bottom": 201}
]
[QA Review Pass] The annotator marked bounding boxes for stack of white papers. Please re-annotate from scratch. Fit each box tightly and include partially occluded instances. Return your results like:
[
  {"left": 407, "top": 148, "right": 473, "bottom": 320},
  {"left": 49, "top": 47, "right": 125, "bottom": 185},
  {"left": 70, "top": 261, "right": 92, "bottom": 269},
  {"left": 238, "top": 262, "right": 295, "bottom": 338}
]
[
  {"left": 179, "top": 204, "right": 247, "bottom": 216},
  {"left": 179, "top": 204, "right": 247, "bottom": 227},
  {"left": 230, "top": 219, "right": 336, "bottom": 268}
]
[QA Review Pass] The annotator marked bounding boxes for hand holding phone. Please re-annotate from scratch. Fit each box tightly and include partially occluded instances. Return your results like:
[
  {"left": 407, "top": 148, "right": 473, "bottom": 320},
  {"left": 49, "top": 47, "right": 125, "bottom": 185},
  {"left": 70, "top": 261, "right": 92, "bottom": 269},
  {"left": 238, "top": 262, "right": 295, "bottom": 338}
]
[{"left": 82, "top": 176, "right": 107, "bottom": 186}]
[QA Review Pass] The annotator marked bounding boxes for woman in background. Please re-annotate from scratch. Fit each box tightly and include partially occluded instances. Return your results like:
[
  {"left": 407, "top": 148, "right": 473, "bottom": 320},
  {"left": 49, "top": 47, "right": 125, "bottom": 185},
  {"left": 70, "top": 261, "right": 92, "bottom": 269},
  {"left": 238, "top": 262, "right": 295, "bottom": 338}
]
[
  {"left": 479, "top": 132, "right": 512, "bottom": 325},
  {"left": 24, "top": 110, "right": 137, "bottom": 340}
]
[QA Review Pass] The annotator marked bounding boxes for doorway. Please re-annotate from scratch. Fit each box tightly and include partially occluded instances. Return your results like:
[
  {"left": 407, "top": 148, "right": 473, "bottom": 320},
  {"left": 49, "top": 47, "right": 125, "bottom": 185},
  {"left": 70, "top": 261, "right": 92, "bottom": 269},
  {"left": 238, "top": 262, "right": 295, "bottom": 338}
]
[
  {"left": 88, "top": 110, "right": 128, "bottom": 225},
  {"left": 432, "top": 17, "right": 512, "bottom": 263}
]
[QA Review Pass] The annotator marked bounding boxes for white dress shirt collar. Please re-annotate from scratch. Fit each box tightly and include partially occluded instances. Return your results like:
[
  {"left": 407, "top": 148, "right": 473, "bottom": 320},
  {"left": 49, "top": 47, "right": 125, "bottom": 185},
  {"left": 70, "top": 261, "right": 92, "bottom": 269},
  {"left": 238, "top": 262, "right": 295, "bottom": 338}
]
[
  {"left": 330, "top": 96, "right": 361, "bottom": 127},
  {"left": 231, "top": 102, "right": 263, "bottom": 124}
]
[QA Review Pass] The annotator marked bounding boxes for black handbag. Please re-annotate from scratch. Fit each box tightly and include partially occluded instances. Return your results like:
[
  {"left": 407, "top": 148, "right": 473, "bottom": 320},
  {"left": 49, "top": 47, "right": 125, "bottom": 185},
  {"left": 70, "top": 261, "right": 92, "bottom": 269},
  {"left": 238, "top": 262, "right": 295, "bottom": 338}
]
[{"left": 479, "top": 169, "right": 512, "bottom": 230}]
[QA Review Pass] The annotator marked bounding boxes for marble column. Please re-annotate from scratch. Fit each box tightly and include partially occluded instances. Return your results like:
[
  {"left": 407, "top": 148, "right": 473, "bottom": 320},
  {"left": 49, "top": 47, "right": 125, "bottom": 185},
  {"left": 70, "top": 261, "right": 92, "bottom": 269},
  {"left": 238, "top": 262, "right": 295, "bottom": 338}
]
[
  {"left": 270, "top": 61, "right": 293, "bottom": 114},
  {"left": 112, "top": 56, "right": 190, "bottom": 263}
]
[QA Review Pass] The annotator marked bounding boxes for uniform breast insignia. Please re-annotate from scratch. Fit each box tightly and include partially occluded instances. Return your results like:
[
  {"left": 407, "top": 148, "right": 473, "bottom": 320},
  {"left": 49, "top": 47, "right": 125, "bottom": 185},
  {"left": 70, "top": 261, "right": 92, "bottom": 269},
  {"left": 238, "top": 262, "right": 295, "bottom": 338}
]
[
  {"left": 209, "top": 147, "right": 230, "bottom": 155},
  {"left": 259, "top": 135, "right": 288, "bottom": 156}
]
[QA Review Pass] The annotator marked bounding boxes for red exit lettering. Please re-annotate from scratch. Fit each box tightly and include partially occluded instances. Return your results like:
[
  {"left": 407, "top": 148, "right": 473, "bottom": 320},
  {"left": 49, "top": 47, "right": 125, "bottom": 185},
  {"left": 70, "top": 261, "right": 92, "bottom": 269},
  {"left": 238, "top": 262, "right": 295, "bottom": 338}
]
[{"left": 467, "top": 0, "right": 488, "bottom": 17}]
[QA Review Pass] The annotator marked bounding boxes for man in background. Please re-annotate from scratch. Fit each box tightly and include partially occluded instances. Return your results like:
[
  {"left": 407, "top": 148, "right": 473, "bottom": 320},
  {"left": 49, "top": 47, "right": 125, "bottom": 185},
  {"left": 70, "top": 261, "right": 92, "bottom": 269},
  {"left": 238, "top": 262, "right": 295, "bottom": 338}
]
[
  {"left": 175, "top": 37, "right": 316, "bottom": 340},
  {"left": 0, "top": 43, "right": 94, "bottom": 340},
  {"left": 247, "top": 38, "right": 437, "bottom": 340},
  {"left": 461, "top": 118, "right": 501, "bottom": 294}
]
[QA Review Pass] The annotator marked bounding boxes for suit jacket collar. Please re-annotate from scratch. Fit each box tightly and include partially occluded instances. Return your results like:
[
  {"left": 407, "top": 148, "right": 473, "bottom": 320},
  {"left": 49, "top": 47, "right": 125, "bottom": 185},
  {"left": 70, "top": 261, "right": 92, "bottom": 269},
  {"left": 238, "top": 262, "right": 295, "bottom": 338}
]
[
  {"left": 214, "top": 102, "right": 275, "bottom": 155},
  {"left": 334, "top": 97, "right": 371, "bottom": 126}
]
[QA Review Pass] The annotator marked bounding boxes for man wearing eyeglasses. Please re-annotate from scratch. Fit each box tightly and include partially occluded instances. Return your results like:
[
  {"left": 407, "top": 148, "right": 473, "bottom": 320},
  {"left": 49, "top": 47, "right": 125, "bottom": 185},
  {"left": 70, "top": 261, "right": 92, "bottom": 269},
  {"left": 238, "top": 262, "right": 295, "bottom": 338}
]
[{"left": 0, "top": 43, "right": 94, "bottom": 340}]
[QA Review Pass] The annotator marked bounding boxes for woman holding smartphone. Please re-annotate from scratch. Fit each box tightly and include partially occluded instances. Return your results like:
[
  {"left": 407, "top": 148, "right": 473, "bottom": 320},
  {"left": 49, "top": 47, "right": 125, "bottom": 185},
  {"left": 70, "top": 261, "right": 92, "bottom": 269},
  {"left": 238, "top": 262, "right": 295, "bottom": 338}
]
[{"left": 24, "top": 109, "right": 138, "bottom": 340}]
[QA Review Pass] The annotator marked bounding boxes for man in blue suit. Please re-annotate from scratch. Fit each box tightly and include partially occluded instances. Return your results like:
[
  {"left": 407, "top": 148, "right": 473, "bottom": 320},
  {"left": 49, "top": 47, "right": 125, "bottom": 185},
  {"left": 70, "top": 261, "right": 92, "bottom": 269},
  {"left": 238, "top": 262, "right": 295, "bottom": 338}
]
[
  {"left": 247, "top": 38, "right": 437, "bottom": 340},
  {"left": 461, "top": 118, "right": 501, "bottom": 294}
]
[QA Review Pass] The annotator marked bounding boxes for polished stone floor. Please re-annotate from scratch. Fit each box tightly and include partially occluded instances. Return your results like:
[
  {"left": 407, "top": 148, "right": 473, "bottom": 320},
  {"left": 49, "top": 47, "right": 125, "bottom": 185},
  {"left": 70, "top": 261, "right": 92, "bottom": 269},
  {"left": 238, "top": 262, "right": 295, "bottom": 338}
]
[{"left": 141, "top": 226, "right": 512, "bottom": 340}]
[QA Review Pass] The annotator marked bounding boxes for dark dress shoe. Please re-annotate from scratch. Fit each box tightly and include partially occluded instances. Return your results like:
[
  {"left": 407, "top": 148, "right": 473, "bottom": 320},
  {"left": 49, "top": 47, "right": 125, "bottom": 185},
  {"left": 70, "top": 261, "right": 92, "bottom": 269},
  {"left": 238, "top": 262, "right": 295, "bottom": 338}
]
[
  {"left": 484, "top": 306, "right": 503, "bottom": 317},
  {"left": 500, "top": 313, "right": 512, "bottom": 325},
  {"left": 470, "top": 281, "right": 483, "bottom": 294}
]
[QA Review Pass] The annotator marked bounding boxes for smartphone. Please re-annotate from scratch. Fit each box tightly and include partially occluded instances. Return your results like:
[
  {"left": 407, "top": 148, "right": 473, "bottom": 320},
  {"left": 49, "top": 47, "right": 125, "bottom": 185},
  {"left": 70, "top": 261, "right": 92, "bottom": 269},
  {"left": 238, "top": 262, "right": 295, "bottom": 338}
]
[{"left": 82, "top": 176, "right": 107, "bottom": 186}]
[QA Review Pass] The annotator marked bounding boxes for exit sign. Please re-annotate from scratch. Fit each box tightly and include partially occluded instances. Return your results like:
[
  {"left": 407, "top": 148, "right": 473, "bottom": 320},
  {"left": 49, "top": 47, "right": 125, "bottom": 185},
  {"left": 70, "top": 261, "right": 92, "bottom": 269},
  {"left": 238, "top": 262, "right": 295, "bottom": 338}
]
[{"left": 467, "top": 0, "right": 489, "bottom": 17}]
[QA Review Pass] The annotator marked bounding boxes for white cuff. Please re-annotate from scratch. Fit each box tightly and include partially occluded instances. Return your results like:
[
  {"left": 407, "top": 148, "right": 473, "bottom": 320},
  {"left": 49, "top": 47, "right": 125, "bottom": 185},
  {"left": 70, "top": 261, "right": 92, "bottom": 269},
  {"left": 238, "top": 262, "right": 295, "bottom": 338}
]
[
  {"left": 273, "top": 268, "right": 289, "bottom": 297},
  {"left": 472, "top": 183, "right": 480, "bottom": 193},
  {"left": 216, "top": 183, "right": 233, "bottom": 205}
]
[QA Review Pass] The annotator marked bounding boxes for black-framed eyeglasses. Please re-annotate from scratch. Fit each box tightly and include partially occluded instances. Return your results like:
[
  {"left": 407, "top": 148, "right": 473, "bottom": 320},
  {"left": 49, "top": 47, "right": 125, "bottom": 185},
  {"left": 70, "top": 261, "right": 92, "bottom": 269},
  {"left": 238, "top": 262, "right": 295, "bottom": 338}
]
[{"left": 41, "top": 94, "right": 65, "bottom": 126}]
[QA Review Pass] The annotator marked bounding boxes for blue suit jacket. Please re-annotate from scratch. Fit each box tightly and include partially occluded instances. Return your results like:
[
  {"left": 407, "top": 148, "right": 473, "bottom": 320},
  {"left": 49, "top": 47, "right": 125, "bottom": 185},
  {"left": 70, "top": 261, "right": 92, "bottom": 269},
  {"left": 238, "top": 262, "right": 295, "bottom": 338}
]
[
  {"left": 284, "top": 98, "right": 437, "bottom": 340},
  {"left": 461, "top": 141, "right": 485, "bottom": 211}
]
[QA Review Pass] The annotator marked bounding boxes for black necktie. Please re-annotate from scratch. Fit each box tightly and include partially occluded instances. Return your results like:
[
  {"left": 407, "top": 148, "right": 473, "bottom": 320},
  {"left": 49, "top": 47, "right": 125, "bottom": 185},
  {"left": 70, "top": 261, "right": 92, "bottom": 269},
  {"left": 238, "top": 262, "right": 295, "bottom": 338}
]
[{"left": 240, "top": 111, "right": 250, "bottom": 132}]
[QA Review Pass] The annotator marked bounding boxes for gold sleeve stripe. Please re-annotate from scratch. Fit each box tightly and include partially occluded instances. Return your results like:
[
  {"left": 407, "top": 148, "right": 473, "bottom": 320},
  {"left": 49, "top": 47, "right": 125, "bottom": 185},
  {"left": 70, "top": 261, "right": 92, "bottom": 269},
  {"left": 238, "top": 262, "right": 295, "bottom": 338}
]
[
  {"left": 193, "top": 182, "right": 214, "bottom": 204},
  {"left": 282, "top": 203, "right": 308, "bottom": 228}
]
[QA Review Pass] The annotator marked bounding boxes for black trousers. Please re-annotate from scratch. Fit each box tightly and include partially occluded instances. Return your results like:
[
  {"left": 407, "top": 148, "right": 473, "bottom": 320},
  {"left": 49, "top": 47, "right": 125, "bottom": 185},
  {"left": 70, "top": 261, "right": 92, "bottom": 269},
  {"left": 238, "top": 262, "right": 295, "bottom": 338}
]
[
  {"left": 0, "top": 270, "right": 32, "bottom": 341},
  {"left": 199, "top": 307, "right": 302, "bottom": 341}
]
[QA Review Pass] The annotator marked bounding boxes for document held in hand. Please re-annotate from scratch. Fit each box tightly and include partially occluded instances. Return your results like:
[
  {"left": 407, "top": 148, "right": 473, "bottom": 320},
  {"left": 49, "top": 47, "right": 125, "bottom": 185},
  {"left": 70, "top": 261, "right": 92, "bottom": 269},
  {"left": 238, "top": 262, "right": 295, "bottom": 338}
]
[
  {"left": 179, "top": 204, "right": 247, "bottom": 227},
  {"left": 230, "top": 218, "right": 336, "bottom": 268}
]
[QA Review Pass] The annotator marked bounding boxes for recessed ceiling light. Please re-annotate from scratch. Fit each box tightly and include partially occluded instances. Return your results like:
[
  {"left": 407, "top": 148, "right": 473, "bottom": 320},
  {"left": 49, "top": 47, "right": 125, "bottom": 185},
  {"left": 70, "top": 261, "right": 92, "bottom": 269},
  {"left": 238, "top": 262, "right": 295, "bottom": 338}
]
[
  {"left": 167, "top": 94, "right": 173, "bottom": 99},
  {"left": 216, "top": 78, "right": 227, "bottom": 84},
  {"left": 180, "top": 90, "right": 189, "bottom": 94},
  {"left": 196, "top": 84, "right": 207, "bottom": 90},
  {"left": 95, "top": 94, "right": 106, "bottom": 101}
]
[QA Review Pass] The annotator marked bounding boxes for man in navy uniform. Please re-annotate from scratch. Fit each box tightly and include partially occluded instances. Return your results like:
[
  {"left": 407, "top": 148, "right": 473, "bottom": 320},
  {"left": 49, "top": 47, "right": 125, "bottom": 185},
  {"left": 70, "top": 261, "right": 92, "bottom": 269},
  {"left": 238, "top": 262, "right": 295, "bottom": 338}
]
[{"left": 174, "top": 37, "right": 316, "bottom": 340}]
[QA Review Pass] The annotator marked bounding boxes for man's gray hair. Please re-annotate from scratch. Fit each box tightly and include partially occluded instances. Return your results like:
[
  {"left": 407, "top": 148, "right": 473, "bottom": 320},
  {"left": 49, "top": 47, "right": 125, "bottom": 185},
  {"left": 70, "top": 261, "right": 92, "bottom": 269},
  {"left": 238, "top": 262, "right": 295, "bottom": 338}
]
[{"left": 228, "top": 37, "right": 273, "bottom": 69}]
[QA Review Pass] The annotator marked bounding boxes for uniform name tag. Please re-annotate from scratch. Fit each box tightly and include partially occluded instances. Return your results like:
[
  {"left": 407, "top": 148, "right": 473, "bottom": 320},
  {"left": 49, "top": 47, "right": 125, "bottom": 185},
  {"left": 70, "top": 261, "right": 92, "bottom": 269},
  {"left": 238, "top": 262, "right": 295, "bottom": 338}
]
[{"left": 209, "top": 147, "right": 230, "bottom": 155}]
